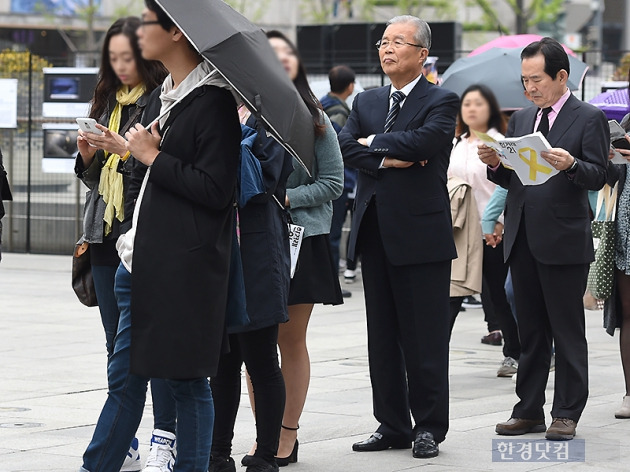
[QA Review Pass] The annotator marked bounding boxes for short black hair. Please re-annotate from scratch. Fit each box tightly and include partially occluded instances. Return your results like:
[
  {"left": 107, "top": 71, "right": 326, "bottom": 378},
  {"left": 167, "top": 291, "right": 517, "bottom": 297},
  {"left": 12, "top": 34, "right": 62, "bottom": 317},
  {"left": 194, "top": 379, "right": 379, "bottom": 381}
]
[
  {"left": 521, "top": 37, "right": 570, "bottom": 80},
  {"left": 145, "top": 0, "right": 175, "bottom": 31},
  {"left": 329, "top": 65, "right": 355, "bottom": 94}
]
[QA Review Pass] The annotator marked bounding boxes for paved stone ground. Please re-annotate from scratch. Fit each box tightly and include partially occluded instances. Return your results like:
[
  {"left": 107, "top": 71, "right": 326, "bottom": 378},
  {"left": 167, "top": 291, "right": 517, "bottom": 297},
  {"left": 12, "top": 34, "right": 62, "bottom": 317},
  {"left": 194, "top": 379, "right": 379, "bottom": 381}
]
[{"left": 1, "top": 252, "right": 629, "bottom": 471}]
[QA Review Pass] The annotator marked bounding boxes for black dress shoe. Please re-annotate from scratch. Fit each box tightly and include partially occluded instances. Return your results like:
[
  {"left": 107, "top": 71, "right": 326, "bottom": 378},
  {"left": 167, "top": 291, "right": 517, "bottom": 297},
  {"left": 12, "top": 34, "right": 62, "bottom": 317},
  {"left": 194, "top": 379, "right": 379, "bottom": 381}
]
[
  {"left": 413, "top": 431, "right": 439, "bottom": 458},
  {"left": 352, "top": 432, "right": 411, "bottom": 452}
]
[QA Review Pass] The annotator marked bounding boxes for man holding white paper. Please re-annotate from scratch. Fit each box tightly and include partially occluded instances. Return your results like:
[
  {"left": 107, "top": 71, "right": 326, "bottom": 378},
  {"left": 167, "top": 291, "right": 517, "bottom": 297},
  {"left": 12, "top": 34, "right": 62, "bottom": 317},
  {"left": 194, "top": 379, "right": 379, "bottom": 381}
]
[{"left": 478, "top": 37, "right": 608, "bottom": 441}]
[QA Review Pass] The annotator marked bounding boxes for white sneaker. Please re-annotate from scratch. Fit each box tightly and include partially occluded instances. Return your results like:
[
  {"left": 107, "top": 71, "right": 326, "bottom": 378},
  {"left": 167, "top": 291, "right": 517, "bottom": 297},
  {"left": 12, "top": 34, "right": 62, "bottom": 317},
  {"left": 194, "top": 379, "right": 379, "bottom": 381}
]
[
  {"left": 615, "top": 395, "right": 630, "bottom": 419},
  {"left": 497, "top": 357, "right": 518, "bottom": 377},
  {"left": 142, "top": 429, "right": 176, "bottom": 472},
  {"left": 344, "top": 269, "right": 356, "bottom": 283},
  {"left": 120, "top": 437, "right": 142, "bottom": 472}
]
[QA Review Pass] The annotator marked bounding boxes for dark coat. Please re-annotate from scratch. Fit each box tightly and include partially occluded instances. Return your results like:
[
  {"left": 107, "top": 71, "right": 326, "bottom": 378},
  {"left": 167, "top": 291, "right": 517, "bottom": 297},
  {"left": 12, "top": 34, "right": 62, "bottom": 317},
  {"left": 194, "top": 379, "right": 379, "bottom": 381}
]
[
  {"left": 489, "top": 94, "right": 609, "bottom": 265},
  {"left": 231, "top": 116, "right": 293, "bottom": 333},
  {"left": 604, "top": 113, "right": 629, "bottom": 335},
  {"left": 0, "top": 147, "right": 12, "bottom": 220},
  {"left": 130, "top": 85, "right": 240, "bottom": 379},
  {"left": 338, "top": 75, "right": 459, "bottom": 265}
]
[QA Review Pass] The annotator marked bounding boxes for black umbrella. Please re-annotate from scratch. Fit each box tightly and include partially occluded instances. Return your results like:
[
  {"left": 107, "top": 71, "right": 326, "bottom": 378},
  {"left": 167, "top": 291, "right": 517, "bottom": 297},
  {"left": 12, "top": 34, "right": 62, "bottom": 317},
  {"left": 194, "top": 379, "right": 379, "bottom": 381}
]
[
  {"left": 441, "top": 47, "right": 589, "bottom": 110},
  {"left": 154, "top": 0, "right": 314, "bottom": 175}
]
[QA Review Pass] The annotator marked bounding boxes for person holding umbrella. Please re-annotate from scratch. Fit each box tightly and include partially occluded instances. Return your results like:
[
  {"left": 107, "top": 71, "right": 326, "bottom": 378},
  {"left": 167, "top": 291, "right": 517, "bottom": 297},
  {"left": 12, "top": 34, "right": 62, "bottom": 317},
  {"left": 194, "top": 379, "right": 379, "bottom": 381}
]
[
  {"left": 242, "top": 30, "right": 344, "bottom": 469},
  {"left": 79, "top": 1, "right": 241, "bottom": 471}
]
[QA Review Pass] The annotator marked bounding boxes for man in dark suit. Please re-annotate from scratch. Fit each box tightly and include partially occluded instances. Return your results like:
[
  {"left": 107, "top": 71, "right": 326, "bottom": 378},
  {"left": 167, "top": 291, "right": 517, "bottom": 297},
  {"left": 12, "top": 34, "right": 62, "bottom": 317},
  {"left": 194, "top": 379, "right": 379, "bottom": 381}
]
[
  {"left": 478, "top": 37, "right": 608, "bottom": 440},
  {"left": 339, "top": 15, "right": 459, "bottom": 458}
]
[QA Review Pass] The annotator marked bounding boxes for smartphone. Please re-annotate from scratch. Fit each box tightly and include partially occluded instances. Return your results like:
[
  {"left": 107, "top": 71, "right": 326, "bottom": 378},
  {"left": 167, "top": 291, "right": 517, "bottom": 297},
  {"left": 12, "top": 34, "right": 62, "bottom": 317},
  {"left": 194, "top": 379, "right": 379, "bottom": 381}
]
[
  {"left": 609, "top": 119, "right": 630, "bottom": 149},
  {"left": 76, "top": 117, "right": 104, "bottom": 135},
  {"left": 612, "top": 136, "right": 630, "bottom": 150}
]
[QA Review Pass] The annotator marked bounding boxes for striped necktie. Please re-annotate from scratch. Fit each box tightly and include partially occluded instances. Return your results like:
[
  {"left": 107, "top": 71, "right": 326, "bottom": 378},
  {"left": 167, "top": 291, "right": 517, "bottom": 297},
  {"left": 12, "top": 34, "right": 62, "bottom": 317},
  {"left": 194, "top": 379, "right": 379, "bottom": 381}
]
[{"left": 384, "top": 91, "right": 406, "bottom": 133}]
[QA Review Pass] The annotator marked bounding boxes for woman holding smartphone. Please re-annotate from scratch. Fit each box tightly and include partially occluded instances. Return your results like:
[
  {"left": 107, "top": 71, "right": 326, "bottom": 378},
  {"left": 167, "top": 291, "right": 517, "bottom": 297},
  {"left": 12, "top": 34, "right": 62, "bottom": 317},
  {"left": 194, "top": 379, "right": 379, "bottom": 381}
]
[{"left": 74, "top": 16, "right": 172, "bottom": 472}]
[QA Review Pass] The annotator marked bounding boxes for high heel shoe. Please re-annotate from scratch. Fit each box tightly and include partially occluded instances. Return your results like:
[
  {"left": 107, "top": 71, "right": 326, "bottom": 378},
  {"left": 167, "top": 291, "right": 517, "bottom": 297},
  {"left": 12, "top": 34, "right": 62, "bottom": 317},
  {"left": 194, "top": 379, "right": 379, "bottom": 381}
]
[{"left": 275, "top": 425, "right": 299, "bottom": 467}]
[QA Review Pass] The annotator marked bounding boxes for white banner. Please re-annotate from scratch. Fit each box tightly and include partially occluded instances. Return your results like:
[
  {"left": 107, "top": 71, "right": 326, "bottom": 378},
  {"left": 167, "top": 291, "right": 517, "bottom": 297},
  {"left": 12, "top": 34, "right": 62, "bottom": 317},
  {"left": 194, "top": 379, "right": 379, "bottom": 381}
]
[{"left": 0, "top": 79, "right": 18, "bottom": 129}]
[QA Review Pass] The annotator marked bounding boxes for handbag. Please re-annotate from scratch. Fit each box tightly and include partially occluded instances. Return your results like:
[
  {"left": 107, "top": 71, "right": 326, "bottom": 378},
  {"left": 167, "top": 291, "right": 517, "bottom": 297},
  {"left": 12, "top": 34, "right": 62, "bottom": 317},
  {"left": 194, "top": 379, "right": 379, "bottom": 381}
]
[
  {"left": 72, "top": 240, "right": 98, "bottom": 307},
  {"left": 586, "top": 184, "right": 618, "bottom": 301}
]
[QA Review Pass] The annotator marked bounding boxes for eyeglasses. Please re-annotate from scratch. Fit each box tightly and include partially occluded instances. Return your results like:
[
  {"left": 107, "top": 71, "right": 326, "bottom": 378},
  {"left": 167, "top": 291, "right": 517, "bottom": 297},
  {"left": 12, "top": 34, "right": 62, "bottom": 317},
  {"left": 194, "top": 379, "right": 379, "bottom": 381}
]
[
  {"left": 140, "top": 20, "right": 161, "bottom": 27},
  {"left": 375, "top": 39, "right": 424, "bottom": 50}
]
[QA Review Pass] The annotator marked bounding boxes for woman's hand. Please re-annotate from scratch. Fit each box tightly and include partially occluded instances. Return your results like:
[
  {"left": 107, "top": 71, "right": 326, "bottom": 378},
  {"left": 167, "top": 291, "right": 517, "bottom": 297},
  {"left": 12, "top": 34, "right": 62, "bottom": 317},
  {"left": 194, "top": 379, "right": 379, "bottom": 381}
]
[
  {"left": 612, "top": 135, "right": 630, "bottom": 163},
  {"left": 80, "top": 124, "right": 128, "bottom": 157},
  {"left": 77, "top": 131, "right": 97, "bottom": 166},
  {"left": 484, "top": 222, "right": 504, "bottom": 248},
  {"left": 125, "top": 122, "right": 161, "bottom": 166}
]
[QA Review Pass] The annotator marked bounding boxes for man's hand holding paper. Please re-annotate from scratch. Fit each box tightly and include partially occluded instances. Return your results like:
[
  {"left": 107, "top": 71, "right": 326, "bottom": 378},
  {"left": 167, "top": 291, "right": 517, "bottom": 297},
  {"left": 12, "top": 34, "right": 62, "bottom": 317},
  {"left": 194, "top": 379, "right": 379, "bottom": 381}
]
[{"left": 474, "top": 129, "right": 560, "bottom": 185}]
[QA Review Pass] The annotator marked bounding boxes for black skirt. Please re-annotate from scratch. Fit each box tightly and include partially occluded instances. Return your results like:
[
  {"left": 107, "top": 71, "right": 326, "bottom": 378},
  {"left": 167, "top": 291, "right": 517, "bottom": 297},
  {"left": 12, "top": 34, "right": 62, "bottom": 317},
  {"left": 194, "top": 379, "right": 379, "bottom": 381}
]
[{"left": 288, "top": 234, "right": 343, "bottom": 306}]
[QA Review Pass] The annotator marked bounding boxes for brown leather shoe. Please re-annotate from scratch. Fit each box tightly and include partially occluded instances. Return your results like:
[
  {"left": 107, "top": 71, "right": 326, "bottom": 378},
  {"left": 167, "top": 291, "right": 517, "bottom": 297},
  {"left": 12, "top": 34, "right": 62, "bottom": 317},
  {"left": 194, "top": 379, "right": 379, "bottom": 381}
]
[
  {"left": 481, "top": 331, "right": 502, "bottom": 346},
  {"left": 495, "top": 418, "right": 546, "bottom": 435},
  {"left": 545, "top": 418, "right": 576, "bottom": 440}
]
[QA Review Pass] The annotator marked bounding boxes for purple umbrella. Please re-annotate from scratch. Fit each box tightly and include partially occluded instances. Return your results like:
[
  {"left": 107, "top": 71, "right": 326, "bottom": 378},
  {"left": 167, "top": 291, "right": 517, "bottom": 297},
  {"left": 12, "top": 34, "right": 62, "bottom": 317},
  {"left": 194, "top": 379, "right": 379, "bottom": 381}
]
[{"left": 589, "top": 88, "right": 629, "bottom": 122}]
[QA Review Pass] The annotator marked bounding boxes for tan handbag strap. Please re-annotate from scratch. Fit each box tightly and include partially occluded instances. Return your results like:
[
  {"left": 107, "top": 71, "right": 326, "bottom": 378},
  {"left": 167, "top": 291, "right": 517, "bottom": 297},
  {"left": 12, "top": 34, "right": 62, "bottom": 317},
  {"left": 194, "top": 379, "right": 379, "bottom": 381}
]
[{"left": 75, "top": 241, "right": 89, "bottom": 257}]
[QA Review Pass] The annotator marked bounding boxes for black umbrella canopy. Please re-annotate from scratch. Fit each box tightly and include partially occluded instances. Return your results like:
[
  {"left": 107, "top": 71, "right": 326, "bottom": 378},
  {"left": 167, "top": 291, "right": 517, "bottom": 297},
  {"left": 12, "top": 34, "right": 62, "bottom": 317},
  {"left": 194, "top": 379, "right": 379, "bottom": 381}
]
[
  {"left": 155, "top": 0, "right": 314, "bottom": 174},
  {"left": 441, "top": 47, "right": 589, "bottom": 111}
]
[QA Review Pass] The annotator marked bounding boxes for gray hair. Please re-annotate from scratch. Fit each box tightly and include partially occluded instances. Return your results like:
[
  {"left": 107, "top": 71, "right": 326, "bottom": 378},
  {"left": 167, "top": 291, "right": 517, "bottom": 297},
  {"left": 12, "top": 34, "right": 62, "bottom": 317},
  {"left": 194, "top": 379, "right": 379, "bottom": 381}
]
[{"left": 386, "top": 15, "right": 431, "bottom": 50}]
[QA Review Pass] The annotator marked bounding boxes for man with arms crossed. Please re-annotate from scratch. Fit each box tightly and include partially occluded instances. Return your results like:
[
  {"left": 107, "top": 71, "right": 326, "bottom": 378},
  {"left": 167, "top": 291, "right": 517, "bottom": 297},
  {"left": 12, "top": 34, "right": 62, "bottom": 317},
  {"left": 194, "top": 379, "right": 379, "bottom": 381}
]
[{"left": 339, "top": 15, "right": 459, "bottom": 458}]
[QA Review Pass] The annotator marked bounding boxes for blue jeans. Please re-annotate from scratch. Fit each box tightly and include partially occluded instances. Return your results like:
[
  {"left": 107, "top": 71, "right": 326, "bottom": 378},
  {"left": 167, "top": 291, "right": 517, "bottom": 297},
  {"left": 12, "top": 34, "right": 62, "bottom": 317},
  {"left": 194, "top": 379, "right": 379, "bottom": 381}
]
[
  {"left": 329, "top": 191, "right": 356, "bottom": 270},
  {"left": 91, "top": 264, "right": 120, "bottom": 357},
  {"left": 504, "top": 269, "right": 517, "bottom": 322},
  {"left": 92, "top": 264, "right": 176, "bottom": 433},
  {"left": 81, "top": 263, "right": 214, "bottom": 472}
]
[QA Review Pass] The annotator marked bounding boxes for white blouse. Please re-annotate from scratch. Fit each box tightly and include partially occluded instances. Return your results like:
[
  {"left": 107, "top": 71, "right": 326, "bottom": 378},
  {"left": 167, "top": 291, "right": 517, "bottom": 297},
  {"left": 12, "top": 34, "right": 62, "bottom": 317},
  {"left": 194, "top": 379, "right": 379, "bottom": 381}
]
[{"left": 448, "top": 127, "right": 504, "bottom": 234}]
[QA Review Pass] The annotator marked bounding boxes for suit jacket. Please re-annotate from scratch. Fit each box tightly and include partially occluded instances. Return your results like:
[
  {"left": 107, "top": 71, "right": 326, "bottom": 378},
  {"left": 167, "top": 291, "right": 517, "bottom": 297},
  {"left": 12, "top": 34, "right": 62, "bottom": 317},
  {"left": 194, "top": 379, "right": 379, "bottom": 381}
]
[
  {"left": 338, "top": 75, "right": 459, "bottom": 265},
  {"left": 488, "top": 94, "right": 608, "bottom": 265},
  {"left": 130, "top": 85, "right": 241, "bottom": 379}
]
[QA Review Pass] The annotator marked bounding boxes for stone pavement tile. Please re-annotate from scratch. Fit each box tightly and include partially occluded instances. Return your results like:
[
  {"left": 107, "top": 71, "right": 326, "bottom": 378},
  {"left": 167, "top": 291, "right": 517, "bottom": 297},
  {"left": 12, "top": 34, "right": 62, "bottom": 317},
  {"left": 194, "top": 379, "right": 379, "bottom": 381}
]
[{"left": 2, "top": 253, "right": 630, "bottom": 471}]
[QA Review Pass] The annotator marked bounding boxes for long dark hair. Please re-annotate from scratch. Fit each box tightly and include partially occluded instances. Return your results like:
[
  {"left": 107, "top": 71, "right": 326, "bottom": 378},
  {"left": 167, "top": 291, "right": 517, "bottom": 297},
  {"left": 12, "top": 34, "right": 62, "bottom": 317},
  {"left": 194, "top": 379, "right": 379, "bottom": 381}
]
[
  {"left": 90, "top": 16, "right": 168, "bottom": 120},
  {"left": 455, "top": 84, "right": 507, "bottom": 139},
  {"left": 265, "top": 30, "right": 326, "bottom": 136}
]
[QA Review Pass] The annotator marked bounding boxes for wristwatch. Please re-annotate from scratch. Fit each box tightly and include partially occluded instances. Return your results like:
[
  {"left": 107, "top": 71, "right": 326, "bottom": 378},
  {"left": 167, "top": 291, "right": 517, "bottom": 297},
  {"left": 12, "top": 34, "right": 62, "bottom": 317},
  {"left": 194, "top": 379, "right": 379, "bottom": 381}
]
[{"left": 565, "top": 157, "right": 578, "bottom": 175}]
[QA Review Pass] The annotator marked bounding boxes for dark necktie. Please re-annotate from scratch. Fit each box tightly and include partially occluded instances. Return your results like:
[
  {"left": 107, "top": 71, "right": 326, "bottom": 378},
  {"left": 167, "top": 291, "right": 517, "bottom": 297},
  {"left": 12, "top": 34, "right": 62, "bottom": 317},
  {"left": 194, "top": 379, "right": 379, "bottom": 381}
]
[
  {"left": 384, "top": 91, "right": 406, "bottom": 133},
  {"left": 537, "top": 107, "right": 552, "bottom": 137}
]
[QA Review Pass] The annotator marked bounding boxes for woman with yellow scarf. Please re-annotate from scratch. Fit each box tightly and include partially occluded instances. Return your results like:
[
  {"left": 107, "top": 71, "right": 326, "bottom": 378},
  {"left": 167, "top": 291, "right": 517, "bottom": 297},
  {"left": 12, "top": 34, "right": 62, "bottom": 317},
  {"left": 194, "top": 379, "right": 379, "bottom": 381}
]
[{"left": 74, "top": 16, "right": 169, "bottom": 472}]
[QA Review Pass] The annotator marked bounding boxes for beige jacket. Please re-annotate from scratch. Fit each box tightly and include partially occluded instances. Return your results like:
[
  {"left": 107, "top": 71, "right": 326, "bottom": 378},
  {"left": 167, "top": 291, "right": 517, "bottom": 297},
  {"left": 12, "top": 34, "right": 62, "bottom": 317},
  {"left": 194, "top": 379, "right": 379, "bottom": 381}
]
[{"left": 448, "top": 176, "right": 483, "bottom": 297}]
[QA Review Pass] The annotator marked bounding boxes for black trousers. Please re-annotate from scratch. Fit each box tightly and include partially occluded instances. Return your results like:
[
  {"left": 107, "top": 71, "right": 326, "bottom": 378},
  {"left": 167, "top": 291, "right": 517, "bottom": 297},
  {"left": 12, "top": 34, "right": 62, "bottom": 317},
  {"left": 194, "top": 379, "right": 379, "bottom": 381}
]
[
  {"left": 481, "top": 240, "right": 521, "bottom": 360},
  {"left": 509, "top": 221, "right": 589, "bottom": 422},
  {"left": 210, "top": 325, "right": 285, "bottom": 462},
  {"left": 358, "top": 202, "right": 450, "bottom": 442}
]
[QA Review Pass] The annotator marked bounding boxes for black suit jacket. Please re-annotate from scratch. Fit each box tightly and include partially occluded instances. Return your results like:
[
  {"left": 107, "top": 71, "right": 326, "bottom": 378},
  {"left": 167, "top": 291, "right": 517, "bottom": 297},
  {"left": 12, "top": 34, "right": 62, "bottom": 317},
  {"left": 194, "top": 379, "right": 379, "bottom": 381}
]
[
  {"left": 489, "top": 94, "right": 608, "bottom": 265},
  {"left": 339, "top": 75, "right": 459, "bottom": 266}
]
